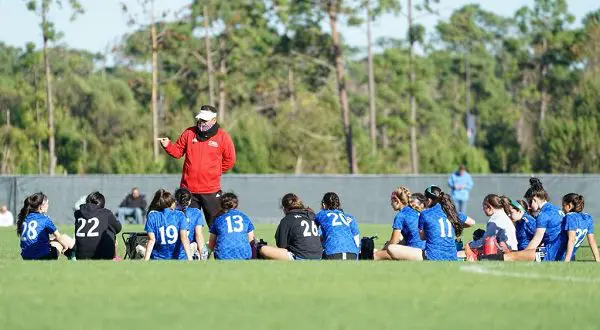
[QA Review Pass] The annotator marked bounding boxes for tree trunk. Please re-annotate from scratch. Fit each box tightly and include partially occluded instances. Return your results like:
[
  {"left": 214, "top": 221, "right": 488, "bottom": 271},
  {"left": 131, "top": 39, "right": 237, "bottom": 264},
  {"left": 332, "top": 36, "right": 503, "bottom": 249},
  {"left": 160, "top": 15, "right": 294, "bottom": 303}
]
[
  {"left": 382, "top": 108, "right": 389, "bottom": 150},
  {"left": 151, "top": 6, "right": 159, "bottom": 162},
  {"left": 203, "top": 5, "right": 215, "bottom": 106},
  {"left": 408, "top": 0, "right": 419, "bottom": 174},
  {"left": 294, "top": 155, "right": 303, "bottom": 175},
  {"left": 34, "top": 61, "right": 43, "bottom": 174},
  {"left": 218, "top": 30, "right": 227, "bottom": 121},
  {"left": 42, "top": 5, "right": 56, "bottom": 175},
  {"left": 366, "top": 0, "right": 377, "bottom": 155},
  {"left": 288, "top": 67, "right": 297, "bottom": 113},
  {"left": 328, "top": 0, "right": 357, "bottom": 174}
]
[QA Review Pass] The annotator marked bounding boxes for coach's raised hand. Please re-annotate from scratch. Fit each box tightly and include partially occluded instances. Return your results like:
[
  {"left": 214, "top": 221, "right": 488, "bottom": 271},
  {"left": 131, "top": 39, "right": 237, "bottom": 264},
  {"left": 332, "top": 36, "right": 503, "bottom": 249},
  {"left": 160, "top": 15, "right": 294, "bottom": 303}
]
[{"left": 158, "top": 137, "right": 170, "bottom": 148}]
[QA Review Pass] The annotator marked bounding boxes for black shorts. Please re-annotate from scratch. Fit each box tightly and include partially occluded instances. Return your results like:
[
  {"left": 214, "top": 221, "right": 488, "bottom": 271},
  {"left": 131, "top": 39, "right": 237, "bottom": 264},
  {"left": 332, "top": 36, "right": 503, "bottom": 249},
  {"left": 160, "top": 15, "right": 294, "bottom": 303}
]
[
  {"left": 323, "top": 253, "right": 358, "bottom": 260},
  {"left": 190, "top": 191, "right": 222, "bottom": 227}
]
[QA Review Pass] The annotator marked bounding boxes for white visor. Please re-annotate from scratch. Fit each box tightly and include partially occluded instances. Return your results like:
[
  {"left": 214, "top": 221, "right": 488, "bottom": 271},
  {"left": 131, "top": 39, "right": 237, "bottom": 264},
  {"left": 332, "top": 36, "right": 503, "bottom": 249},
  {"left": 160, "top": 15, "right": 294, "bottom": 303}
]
[{"left": 195, "top": 110, "right": 217, "bottom": 121}]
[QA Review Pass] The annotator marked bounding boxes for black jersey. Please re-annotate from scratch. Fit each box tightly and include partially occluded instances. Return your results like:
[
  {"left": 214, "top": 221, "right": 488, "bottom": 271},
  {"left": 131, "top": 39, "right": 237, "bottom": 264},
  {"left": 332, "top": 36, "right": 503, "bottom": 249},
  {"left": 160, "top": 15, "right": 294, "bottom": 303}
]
[
  {"left": 74, "top": 203, "right": 122, "bottom": 260},
  {"left": 275, "top": 209, "right": 322, "bottom": 260}
]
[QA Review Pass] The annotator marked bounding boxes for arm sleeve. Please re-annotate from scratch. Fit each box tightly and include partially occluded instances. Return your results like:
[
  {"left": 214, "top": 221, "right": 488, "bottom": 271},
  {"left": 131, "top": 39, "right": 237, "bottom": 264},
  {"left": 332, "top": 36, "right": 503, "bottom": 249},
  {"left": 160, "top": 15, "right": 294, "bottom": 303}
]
[
  {"left": 221, "top": 132, "right": 236, "bottom": 173},
  {"left": 197, "top": 209, "right": 206, "bottom": 227},
  {"left": 178, "top": 213, "right": 187, "bottom": 231},
  {"left": 209, "top": 221, "right": 217, "bottom": 235},
  {"left": 144, "top": 213, "right": 156, "bottom": 234},
  {"left": 589, "top": 221, "right": 595, "bottom": 235},
  {"left": 392, "top": 213, "right": 403, "bottom": 230},
  {"left": 536, "top": 213, "right": 548, "bottom": 229},
  {"left": 458, "top": 212, "right": 468, "bottom": 224},
  {"left": 350, "top": 217, "right": 360, "bottom": 237},
  {"left": 140, "top": 197, "right": 148, "bottom": 210},
  {"left": 119, "top": 197, "right": 127, "bottom": 208},
  {"left": 448, "top": 174, "right": 454, "bottom": 189},
  {"left": 275, "top": 221, "right": 290, "bottom": 249},
  {"left": 418, "top": 213, "right": 425, "bottom": 231},
  {"left": 46, "top": 217, "right": 57, "bottom": 234},
  {"left": 247, "top": 217, "right": 255, "bottom": 232},
  {"left": 465, "top": 174, "right": 474, "bottom": 190},
  {"left": 164, "top": 130, "right": 189, "bottom": 159},
  {"left": 109, "top": 212, "right": 122, "bottom": 234},
  {"left": 564, "top": 214, "right": 577, "bottom": 231}
]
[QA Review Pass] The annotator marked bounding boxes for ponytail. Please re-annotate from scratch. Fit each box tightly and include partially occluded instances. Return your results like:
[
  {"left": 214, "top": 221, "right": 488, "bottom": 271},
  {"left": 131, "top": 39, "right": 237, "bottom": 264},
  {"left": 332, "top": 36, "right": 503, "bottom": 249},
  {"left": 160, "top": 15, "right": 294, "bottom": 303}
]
[
  {"left": 525, "top": 177, "right": 548, "bottom": 201},
  {"left": 322, "top": 192, "right": 341, "bottom": 210},
  {"left": 217, "top": 192, "right": 239, "bottom": 217},
  {"left": 484, "top": 194, "right": 512, "bottom": 218},
  {"left": 439, "top": 192, "right": 462, "bottom": 237},
  {"left": 17, "top": 192, "right": 47, "bottom": 236},
  {"left": 148, "top": 189, "right": 176, "bottom": 213},
  {"left": 281, "top": 193, "right": 305, "bottom": 213},
  {"left": 563, "top": 193, "right": 585, "bottom": 213}
]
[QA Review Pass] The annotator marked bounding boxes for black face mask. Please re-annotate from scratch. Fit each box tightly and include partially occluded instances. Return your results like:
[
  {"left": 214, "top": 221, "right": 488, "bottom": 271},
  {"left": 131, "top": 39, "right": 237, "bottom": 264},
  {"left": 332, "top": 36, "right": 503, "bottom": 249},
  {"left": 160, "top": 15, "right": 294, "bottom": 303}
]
[{"left": 196, "top": 122, "right": 220, "bottom": 141}]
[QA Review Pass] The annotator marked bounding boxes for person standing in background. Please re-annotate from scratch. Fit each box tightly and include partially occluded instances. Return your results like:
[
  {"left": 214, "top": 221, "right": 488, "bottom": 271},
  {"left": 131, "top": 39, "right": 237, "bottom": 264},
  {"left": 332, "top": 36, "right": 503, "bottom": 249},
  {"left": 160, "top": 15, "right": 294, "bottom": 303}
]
[
  {"left": 159, "top": 105, "right": 236, "bottom": 227},
  {"left": 448, "top": 165, "right": 474, "bottom": 213},
  {"left": 116, "top": 188, "right": 147, "bottom": 224},
  {"left": 0, "top": 205, "right": 14, "bottom": 227}
]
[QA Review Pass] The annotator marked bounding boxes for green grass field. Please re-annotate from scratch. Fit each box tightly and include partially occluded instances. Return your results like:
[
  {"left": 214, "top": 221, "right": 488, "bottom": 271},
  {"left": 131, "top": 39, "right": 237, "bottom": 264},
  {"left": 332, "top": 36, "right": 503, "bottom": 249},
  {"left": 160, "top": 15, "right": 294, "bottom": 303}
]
[{"left": 1, "top": 224, "right": 600, "bottom": 330}]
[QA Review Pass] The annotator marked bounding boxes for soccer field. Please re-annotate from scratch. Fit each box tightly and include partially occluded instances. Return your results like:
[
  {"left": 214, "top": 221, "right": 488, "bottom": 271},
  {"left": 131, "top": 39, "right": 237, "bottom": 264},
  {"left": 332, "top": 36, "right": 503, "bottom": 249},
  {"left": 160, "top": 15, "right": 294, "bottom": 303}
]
[{"left": 1, "top": 225, "right": 599, "bottom": 330}]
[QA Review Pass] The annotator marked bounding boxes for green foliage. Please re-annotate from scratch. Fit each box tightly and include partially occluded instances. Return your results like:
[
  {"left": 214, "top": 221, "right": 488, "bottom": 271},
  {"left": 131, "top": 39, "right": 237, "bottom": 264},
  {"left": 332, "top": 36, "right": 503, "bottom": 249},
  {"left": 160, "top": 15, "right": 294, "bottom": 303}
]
[{"left": 2, "top": 0, "right": 600, "bottom": 174}]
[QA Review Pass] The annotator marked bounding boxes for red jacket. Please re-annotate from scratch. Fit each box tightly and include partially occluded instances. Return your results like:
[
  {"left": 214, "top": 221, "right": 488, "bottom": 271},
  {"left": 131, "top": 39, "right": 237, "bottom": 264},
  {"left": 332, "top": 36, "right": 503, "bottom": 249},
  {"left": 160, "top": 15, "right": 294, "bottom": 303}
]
[{"left": 164, "top": 127, "right": 236, "bottom": 194}]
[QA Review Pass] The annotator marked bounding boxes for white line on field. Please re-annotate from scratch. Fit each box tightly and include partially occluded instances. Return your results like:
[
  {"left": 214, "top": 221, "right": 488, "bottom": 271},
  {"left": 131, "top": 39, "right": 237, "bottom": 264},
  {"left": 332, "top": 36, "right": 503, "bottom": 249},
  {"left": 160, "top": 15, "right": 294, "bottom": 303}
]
[{"left": 460, "top": 265, "right": 600, "bottom": 283}]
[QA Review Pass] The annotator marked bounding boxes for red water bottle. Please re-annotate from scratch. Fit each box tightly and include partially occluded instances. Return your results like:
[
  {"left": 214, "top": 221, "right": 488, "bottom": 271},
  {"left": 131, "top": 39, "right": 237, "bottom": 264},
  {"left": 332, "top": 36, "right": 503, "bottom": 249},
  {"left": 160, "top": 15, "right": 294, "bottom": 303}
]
[{"left": 483, "top": 236, "right": 498, "bottom": 255}]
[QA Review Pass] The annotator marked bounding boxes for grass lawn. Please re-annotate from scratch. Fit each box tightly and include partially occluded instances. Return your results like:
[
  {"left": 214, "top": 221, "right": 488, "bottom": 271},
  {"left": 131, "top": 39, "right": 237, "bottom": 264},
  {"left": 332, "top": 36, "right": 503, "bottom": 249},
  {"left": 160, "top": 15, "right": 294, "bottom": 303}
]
[{"left": 1, "top": 224, "right": 599, "bottom": 330}]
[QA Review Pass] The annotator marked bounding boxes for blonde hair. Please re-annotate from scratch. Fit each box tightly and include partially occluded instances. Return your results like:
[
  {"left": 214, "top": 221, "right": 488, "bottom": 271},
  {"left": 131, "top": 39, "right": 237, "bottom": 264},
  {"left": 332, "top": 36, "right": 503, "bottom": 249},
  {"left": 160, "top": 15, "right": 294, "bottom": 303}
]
[{"left": 391, "top": 186, "right": 411, "bottom": 210}]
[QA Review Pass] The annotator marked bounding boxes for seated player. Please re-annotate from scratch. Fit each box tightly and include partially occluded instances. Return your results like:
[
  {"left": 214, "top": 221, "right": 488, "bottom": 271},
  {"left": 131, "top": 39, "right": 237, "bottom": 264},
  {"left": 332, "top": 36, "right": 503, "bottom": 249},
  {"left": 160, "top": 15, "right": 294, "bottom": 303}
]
[
  {"left": 74, "top": 191, "right": 122, "bottom": 260},
  {"left": 175, "top": 188, "right": 206, "bottom": 260},
  {"left": 314, "top": 192, "right": 360, "bottom": 260},
  {"left": 509, "top": 200, "right": 537, "bottom": 250},
  {"left": 208, "top": 193, "right": 255, "bottom": 260},
  {"left": 471, "top": 194, "right": 517, "bottom": 251},
  {"left": 558, "top": 193, "right": 600, "bottom": 262},
  {"left": 387, "top": 185, "right": 463, "bottom": 261},
  {"left": 144, "top": 189, "right": 192, "bottom": 261},
  {"left": 18, "top": 192, "right": 75, "bottom": 260},
  {"left": 375, "top": 187, "right": 424, "bottom": 260},
  {"left": 258, "top": 193, "right": 323, "bottom": 261}
]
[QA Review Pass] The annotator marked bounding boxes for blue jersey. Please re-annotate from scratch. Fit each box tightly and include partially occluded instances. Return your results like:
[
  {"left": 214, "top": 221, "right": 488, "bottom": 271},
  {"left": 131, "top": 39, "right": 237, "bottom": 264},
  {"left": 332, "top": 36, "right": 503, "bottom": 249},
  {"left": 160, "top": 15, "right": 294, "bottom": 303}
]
[
  {"left": 315, "top": 209, "right": 360, "bottom": 256},
  {"left": 556, "top": 212, "right": 594, "bottom": 261},
  {"left": 392, "top": 206, "right": 425, "bottom": 249},
  {"left": 20, "top": 213, "right": 58, "bottom": 260},
  {"left": 515, "top": 214, "right": 537, "bottom": 250},
  {"left": 210, "top": 209, "right": 255, "bottom": 260},
  {"left": 458, "top": 212, "right": 468, "bottom": 224},
  {"left": 535, "top": 203, "right": 565, "bottom": 261},
  {"left": 178, "top": 207, "right": 206, "bottom": 242},
  {"left": 144, "top": 209, "right": 187, "bottom": 260},
  {"left": 418, "top": 204, "right": 457, "bottom": 261}
]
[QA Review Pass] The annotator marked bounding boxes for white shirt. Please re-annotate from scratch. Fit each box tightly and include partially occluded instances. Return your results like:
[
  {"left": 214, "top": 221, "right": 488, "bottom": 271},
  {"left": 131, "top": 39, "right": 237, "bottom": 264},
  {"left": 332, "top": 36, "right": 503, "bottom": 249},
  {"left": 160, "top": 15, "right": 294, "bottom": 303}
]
[
  {"left": 0, "top": 211, "right": 14, "bottom": 227},
  {"left": 489, "top": 210, "right": 517, "bottom": 251}
]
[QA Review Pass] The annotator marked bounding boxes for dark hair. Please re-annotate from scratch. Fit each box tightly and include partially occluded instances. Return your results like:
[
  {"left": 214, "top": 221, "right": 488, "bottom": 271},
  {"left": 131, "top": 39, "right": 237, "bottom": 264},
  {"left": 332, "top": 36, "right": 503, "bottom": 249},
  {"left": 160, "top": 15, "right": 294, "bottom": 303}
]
[
  {"left": 200, "top": 105, "right": 218, "bottom": 113},
  {"left": 281, "top": 193, "right": 305, "bottom": 212},
  {"left": 86, "top": 191, "right": 105, "bottom": 208},
  {"left": 483, "top": 194, "right": 512, "bottom": 217},
  {"left": 216, "top": 192, "right": 239, "bottom": 216},
  {"left": 17, "top": 192, "right": 47, "bottom": 236},
  {"left": 524, "top": 177, "right": 548, "bottom": 201},
  {"left": 517, "top": 199, "right": 529, "bottom": 212},
  {"left": 174, "top": 188, "right": 192, "bottom": 208},
  {"left": 148, "top": 189, "right": 176, "bottom": 212},
  {"left": 424, "top": 186, "right": 462, "bottom": 237},
  {"left": 409, "top": 193, "right": 427, "bottom": 212},
  {"left": 563, "top": 193, "right": 585, "bottom": 213},
  {"left": 459, "top": 164, "right": 466, "bottom": 172},
  {"left": 321, "top": 192, "right": 341, "bottom": 210}
]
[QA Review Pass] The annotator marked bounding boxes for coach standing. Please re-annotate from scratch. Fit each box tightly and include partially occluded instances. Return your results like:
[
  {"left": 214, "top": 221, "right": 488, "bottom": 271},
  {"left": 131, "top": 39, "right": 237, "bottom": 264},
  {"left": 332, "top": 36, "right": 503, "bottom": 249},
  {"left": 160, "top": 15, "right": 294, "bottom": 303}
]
[{"left": 159, "top": 105, "right": 236, "bottom": 226}]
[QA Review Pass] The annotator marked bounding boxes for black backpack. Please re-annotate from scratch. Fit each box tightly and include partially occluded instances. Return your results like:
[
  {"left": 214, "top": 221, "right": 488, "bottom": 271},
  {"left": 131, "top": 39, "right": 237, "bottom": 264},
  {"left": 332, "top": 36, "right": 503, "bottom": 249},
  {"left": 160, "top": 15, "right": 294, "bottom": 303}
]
[{"left": 359, "top": 236, "right": 378, "bottom": 260}]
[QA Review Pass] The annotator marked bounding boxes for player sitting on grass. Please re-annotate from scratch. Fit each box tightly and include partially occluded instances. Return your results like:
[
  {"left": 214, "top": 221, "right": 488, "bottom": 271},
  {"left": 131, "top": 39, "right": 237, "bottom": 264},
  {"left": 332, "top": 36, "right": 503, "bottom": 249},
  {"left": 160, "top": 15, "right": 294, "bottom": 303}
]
[
  {"left": 314, "top": 192, "right": 360, "bottom": 260},
  {"left": 207, "top": 192, "right": 255, "bottom": 260},
  {"left": 144, "top": 189, "right": 193, "bottom": 261},
  {"left": 74, "top": 191, "right": 122, "bottom": 260},
  {"left": 175, "top": 188, "right": 206, "bottom": 260},
  {"left": 258, "top": 193, "right": 323, "bottom": 261},
  {"left": 386, "top": 185, "right": 463, "bottom": 261},
  {"left": 374, "top": 187, "right": 424, "bottom": 260},
  {"left": 509, "top": 199, "right": 537, "bottom": 251},
  {"left": 557, "top": 193, "right": 600, "bottom": 262},
  {"left": 17, "top": 192, "right": 75, "bottom": 260}
]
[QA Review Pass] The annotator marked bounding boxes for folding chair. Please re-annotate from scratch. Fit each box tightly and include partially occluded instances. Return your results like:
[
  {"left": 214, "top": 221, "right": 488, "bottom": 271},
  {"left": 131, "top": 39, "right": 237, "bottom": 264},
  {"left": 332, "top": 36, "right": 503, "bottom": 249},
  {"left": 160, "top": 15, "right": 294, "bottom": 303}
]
[{"left": 122, "top": 232, "right": 148, "bottom": 260}]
